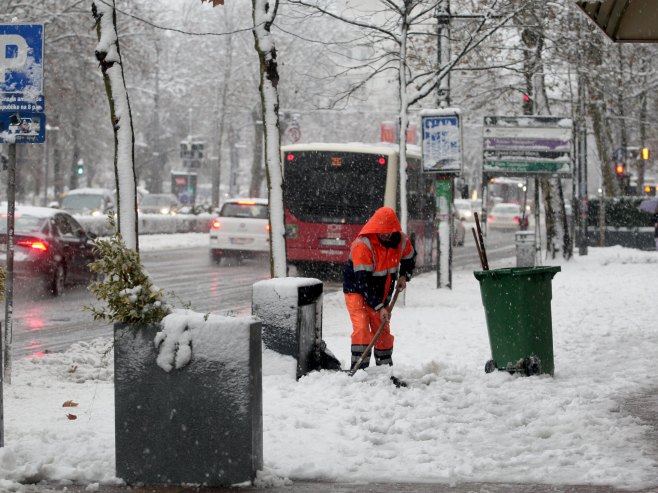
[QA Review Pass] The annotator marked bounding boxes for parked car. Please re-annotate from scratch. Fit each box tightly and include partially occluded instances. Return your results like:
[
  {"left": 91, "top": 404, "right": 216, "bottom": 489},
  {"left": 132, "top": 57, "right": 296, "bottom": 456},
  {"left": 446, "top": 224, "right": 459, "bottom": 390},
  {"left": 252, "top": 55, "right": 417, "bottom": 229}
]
[
  {"left": 209, "top": 198, "right": 269, "bottom": 264},
  {"left": 454, "top": 199, "right": 474, "bottom": 222},
  {"left": 0, "top": 206, "right": 100, "bottom": 296},
  {"left": 59, "top": 188, "right": 115, "bottom": 216},
  {"left": 487, "top": 202, "right": 528, "bottom": 230},
  {"left": 138, "top": 193, "right": 181, "bottom": 215}
]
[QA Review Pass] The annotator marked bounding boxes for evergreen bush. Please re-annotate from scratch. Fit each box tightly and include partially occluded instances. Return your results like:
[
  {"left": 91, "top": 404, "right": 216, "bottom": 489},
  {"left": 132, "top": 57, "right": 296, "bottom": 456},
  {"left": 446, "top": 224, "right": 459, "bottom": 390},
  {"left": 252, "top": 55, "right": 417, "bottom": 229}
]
[
  {"left": 588, "top": 197, "right": 654, "bottom": 228},
  {"left": 86, "top": 215, "right": 171, "bottom": 326}
]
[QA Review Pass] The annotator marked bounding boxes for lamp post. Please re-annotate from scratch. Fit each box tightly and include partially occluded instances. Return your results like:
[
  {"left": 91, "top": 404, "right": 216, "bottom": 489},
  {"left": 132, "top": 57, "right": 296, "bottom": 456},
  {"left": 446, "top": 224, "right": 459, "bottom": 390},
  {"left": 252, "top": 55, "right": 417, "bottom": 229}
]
[{"left": 43, "top": 124, "right": 59, "bottom": 206}]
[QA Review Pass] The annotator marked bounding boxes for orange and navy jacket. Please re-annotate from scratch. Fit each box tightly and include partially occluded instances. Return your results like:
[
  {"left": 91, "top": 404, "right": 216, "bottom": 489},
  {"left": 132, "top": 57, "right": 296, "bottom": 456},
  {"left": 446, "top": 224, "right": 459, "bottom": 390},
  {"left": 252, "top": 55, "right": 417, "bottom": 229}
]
[{"left": 343, "top": 207, "right": 416, "bottom": 311}]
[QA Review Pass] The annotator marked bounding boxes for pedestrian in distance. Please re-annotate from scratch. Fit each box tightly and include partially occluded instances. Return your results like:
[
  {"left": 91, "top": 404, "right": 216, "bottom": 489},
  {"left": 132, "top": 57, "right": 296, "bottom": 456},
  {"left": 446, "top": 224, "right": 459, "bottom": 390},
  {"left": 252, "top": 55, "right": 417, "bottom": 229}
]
[{"left": 343, "top": 207, "right": 416, "bottom": 371}]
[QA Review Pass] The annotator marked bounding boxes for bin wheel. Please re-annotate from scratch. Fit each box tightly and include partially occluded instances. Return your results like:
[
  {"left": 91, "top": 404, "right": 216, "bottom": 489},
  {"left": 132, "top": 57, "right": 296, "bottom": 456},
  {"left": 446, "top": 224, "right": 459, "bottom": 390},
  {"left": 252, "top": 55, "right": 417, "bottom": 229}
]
[
  {"left": 523, "top": 356, "right": 542, "bottom": 376},
  {"left": 484, "top": 359, "right": 496, "bottom": 373}
]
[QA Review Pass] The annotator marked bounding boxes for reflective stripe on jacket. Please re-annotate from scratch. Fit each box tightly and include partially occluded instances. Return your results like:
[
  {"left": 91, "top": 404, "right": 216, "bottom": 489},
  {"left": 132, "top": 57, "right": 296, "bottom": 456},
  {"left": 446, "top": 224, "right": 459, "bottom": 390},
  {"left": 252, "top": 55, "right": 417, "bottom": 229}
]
[{"left": 343, "top": 206, "right": 416, "bottom": 310}]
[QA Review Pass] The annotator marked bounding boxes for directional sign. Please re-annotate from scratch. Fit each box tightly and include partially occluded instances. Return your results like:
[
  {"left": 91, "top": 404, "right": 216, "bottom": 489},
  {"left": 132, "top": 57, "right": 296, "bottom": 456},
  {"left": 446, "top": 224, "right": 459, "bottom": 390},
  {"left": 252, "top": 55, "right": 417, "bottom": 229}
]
[
  {"left": 482, "top": 116, "right": 573, "bottom": 176},
  {"left": 420, "top": 108, "right": 463, "bottom": 175}
]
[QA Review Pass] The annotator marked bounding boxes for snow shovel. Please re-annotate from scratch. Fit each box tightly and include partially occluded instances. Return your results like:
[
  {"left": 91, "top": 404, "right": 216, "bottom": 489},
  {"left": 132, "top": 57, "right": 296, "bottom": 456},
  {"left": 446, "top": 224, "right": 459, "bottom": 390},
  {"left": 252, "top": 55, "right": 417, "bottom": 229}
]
[{"left": 348, "top": 286, "right": 401, "bottom": 377}]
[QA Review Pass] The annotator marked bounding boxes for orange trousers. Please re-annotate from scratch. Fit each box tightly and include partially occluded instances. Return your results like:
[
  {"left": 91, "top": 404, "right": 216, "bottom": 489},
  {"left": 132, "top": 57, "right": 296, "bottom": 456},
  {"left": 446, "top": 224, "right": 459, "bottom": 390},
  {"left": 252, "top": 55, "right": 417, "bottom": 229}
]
[{"left": 345, "top": 293, "right": 394, "bottom": 368}]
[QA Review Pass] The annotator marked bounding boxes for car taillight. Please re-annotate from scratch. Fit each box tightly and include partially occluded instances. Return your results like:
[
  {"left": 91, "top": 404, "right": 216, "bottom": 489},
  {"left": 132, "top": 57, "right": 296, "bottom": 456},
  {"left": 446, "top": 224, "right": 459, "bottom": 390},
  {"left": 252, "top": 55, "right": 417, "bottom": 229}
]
[
  {"left": 211, "top": 219, "right": 221, "bottom": 229},
  {"left": 16, "top": 239, "right": 48, "bottom": 251},
  {"left": 513, "top": 217, "right": 520, "bottom": 223},
  {"left": 488, "top": 216, "right": 495, "bottom": 222}
]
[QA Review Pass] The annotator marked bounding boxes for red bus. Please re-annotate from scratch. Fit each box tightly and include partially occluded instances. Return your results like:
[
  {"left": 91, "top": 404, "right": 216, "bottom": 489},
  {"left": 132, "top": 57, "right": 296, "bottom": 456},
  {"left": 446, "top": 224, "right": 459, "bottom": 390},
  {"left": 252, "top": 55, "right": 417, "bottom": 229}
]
[{"left": 281, "top": 143, "right": 436, "bottom": 277}]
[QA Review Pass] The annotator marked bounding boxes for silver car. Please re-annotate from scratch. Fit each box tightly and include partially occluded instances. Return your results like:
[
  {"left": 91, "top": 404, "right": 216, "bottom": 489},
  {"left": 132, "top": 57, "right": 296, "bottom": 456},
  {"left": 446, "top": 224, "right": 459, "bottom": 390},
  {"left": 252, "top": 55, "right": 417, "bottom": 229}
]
[{"left": 487, "top": 203, "right": 527, "bottom": 230}]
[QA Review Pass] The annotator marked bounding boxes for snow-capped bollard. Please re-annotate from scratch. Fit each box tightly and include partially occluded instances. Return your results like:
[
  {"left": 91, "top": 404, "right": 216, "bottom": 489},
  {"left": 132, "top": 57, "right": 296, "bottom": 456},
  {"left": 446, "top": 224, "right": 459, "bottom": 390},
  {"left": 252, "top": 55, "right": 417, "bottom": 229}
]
[
  {"left": 113, "top": 312, "right": 263, "bottom": 487},
  {"left": 252, "top": 277, "right": 325, "bottom": 379}
]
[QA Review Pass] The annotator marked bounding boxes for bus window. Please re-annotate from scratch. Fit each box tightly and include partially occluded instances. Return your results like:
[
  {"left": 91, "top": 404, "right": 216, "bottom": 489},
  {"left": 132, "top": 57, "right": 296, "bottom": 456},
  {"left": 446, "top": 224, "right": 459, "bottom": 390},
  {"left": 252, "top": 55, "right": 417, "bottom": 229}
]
[{"left": 283, "top": 150, "right": 388, "bottom": 224}]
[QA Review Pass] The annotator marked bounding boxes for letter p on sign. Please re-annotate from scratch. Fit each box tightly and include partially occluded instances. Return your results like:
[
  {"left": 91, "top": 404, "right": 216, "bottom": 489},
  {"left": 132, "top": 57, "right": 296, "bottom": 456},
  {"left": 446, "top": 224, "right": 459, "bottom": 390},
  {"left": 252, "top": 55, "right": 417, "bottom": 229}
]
[{"left": 0, "top": 35, "right": 28, "bottom": 84}]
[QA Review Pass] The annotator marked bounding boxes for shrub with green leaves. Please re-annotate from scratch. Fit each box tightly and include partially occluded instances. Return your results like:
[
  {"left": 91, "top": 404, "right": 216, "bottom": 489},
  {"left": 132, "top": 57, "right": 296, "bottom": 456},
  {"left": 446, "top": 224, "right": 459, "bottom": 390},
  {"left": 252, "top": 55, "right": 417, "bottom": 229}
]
[{"left": 86, "top": 225, "right": 170, "bottom": 326}]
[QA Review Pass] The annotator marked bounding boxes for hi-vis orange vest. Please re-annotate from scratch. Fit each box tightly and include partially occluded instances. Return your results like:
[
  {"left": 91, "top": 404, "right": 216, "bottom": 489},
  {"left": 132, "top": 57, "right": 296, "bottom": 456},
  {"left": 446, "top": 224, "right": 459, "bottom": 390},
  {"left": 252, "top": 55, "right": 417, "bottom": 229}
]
[{"left": 343, "top": 207, "right": 415, "bottom": 310}]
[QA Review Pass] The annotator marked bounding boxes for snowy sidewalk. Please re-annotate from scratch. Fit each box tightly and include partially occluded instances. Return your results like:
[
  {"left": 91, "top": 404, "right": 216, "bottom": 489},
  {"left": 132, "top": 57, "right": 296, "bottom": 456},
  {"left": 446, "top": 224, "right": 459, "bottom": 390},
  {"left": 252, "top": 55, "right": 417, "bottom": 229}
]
[{"left": 4, "top": 246, "right": 658, "bottom": 492}]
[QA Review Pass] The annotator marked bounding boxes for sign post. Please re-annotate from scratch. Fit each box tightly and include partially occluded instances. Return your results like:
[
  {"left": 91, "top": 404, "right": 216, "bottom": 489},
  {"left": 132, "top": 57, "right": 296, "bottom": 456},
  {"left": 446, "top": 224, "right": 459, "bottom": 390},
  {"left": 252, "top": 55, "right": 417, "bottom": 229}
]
[
  {"left": 0, "top": 24, "right": 45, "bottom": 425},
  {"left": 420, "top": 109, "right": 463, "bottom": 289}
]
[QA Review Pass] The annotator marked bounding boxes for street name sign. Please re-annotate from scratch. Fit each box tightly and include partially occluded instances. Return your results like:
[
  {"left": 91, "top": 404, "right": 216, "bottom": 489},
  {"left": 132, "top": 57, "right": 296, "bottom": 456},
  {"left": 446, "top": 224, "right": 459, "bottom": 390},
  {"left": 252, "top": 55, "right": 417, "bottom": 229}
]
[
  {"left": 0, "top": 23, "right": 45, "bottom": 143},
  {"left": 420, "top": 108, "right": 463, "bottom": 175},
  {"left": 482, "top": 115, "right": 573, "bottom": 176}
]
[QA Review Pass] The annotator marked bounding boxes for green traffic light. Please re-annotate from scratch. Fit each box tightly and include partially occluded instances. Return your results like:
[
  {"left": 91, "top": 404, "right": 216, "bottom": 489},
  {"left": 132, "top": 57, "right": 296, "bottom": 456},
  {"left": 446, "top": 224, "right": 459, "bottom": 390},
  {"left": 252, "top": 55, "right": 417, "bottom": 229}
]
[{"left": 76, "top": 166, "right": 84, "bottom": 175}]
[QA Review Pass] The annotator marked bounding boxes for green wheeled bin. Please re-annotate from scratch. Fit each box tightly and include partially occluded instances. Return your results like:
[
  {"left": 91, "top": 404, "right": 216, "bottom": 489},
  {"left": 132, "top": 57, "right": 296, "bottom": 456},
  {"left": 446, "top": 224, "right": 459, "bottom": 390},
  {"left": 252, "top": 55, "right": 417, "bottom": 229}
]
[{"left": 473, "top": 266, "right": 561, "bottom": 376}]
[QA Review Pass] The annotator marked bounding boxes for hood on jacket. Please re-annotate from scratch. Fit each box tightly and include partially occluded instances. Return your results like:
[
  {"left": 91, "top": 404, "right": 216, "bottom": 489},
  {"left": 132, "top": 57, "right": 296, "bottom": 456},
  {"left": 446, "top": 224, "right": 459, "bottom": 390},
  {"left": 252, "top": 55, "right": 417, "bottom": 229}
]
[{"left": 359, "top": 207, "right": 402, "bottom": 236}]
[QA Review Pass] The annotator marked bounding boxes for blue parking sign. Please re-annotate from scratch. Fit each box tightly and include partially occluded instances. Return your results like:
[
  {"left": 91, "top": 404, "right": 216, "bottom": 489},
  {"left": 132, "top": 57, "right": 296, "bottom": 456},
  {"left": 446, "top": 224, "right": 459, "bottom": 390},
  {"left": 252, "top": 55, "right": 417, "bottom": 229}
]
[{"left": 0, "top": 24, "right": 43, "bottom": 94}]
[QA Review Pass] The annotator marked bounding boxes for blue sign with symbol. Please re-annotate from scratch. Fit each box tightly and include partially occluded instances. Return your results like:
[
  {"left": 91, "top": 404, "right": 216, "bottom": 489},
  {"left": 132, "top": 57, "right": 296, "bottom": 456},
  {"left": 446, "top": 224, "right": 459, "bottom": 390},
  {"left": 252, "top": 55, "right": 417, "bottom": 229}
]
[
  {"left": 0, "top": 24, "right": 45, "bottom": 143},
  {"left": 0, "top": 24, "right": 43, "bottom": 94},
  {"left": 0, "top": 111, "right": 45, "bottom": 143}
]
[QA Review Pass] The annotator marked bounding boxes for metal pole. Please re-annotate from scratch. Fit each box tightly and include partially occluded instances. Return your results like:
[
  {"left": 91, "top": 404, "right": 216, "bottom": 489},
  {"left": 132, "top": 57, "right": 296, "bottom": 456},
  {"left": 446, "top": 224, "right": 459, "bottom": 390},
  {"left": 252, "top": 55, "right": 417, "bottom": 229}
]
[
  {"left": 4, "top": 143, "right": 16, "bottom": 388},
  {"left": 436, "top": 0, "right": 451, "bottom": 108},
  {"left": 436, "top": 0, "right": 453, "bottom": 289},
  {"left": 534, "top": 177, "right": 541, "bottom": 265},
  {"left": 578, "top": 71, "right": 588, "bottom": 256},
  {"left": 43, "top": 126, "right": 50, "bottom": 206}
]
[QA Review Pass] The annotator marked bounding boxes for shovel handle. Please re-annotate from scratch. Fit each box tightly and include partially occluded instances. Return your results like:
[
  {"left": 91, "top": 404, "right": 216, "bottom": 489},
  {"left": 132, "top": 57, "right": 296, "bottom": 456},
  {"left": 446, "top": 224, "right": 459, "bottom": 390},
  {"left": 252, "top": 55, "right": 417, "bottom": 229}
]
[
  {"left": 473, "top": 212, "right": 489, "bottom": 270},
  {"left": 348, "top": 287, "right": 401, "bottom": 376}
]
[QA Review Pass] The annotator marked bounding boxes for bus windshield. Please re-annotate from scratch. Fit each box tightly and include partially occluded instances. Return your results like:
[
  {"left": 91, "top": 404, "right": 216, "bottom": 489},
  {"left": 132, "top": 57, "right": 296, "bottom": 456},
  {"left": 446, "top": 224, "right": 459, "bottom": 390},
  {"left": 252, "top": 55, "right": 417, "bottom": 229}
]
[{"left": 284, "top": 150, "right": 388, "bottom": 224}]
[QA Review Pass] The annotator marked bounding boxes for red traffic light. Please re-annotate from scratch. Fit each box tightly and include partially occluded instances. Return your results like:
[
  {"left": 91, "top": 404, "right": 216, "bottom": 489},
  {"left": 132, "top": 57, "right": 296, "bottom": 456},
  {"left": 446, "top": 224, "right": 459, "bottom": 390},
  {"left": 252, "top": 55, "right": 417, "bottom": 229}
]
[{"left": 615, "top": 163, "right": 625, "bottom": 175}]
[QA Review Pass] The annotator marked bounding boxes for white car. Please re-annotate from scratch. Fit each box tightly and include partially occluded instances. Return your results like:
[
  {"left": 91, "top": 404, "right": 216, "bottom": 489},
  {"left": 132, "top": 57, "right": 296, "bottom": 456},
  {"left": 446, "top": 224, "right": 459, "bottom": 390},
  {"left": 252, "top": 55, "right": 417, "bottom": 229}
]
[
  {"left": 209, "top": 198, "right": 270, "bottom": 264},
  {"left": 487, "top": 202, "right": 529, "bottom": 230},
  {"left": 59, "top": 188, "right": 115, "bottom": 216},
  {"left": 454, "top": 199, "right": 474, "bottom": 221}
]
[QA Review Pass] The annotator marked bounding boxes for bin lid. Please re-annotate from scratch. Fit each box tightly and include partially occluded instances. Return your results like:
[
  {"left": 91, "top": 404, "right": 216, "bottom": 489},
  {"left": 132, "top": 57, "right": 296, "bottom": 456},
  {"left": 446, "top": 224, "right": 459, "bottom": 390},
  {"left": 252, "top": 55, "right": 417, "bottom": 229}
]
[{"left": 473, "top": 265, "right": 561, "bottom": 281}]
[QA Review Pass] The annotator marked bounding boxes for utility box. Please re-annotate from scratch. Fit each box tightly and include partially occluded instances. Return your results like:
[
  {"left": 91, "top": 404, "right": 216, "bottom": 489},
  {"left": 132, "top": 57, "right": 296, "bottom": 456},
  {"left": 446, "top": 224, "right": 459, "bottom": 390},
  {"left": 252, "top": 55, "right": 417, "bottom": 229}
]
[
  {"left": 114, "top": 316, "right": 263, "bottom": 487},
  {"left": 515, "top": 231, "right": 536, "bottom": 267},
  {"left": 252, "top": 277, "right": 323, "bottom": 379}
]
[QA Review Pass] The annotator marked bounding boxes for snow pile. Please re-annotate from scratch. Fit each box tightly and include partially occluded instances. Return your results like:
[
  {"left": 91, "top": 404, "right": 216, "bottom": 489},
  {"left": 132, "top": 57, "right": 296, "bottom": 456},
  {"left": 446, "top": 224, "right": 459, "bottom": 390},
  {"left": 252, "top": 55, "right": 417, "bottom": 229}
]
[
  {"left": 3, "top": 246, "right": 658, "bottom": 490},
  {"left": 154, "top": 309, "right": 259, "bottom": 372}
]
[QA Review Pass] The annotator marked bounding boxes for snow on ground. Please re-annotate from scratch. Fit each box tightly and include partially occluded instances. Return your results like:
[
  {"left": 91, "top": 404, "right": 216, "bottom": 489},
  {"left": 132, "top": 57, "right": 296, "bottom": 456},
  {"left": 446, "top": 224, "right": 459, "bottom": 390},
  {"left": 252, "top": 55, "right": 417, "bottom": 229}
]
[{"left": 3, "top": 244, "right": 658, "bottom": 491}]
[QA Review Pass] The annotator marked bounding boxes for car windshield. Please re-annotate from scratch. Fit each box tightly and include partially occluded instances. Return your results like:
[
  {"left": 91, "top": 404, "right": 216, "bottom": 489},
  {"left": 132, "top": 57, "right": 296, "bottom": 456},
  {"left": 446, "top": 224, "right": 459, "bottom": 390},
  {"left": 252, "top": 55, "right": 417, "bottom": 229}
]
[
  {"left": 142, "top": 195, "right": 174, "bottom": 206},
  {"left": 454, "top": 202, "right": 471, "bottom": 210},
  {"left": 61, "top": 194, "right": 104, "bottom": 211},
  {"left": 492, "top": 205, "right": 520, "bottom": 214},
  {"left": 0, "top": 214, "right": 45, "bottom": 234},
  {"left": 220, "top": 203, "right": 268, "bottom": 219}
]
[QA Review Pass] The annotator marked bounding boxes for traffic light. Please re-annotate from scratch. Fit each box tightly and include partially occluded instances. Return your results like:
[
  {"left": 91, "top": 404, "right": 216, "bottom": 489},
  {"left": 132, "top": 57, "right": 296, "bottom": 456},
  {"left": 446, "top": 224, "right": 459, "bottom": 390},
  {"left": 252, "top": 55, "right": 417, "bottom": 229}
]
[
  {"left": 522, "top": 93, "right": 533, "bottom": 115},
  {"left": 75, "top": 159, "right": 84, "bottom": 176},
  {"left": 641, "top": 147, "right": 650, "bottom": 160},
  {"left": 615, "top": 162, "right": 625, "bottom": 176}
]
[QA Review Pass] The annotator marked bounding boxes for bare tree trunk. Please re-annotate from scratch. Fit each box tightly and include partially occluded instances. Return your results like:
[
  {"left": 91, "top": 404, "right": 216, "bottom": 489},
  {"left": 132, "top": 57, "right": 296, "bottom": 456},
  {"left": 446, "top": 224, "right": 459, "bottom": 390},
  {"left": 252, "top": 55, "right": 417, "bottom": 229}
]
[
  {"left": 211, "top": 35, "right": 233, "bottom": 208},
  {"left": 253, "top": 0, "right": 287, "bottom": 277},
  {"left": 249, "top": 106, "right": 264, "bottom": 198},
  {"left": 92, "top": 0, "right": 139, "bottom": 251}
]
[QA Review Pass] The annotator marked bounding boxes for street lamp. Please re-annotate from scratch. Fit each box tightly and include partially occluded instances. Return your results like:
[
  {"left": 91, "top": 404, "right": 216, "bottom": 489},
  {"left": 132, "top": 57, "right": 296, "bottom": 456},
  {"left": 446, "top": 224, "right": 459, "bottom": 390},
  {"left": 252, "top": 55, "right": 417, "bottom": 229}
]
[{"left": 43, "top": 124, "right": 60, "bottom": 206}]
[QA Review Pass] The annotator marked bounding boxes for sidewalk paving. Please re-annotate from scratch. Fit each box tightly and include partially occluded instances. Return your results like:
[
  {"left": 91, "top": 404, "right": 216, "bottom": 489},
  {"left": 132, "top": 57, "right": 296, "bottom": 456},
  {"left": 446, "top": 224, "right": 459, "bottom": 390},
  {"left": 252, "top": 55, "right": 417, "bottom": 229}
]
[{"left": 19, "top": 480, "right": 658, "bottom": 493}]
